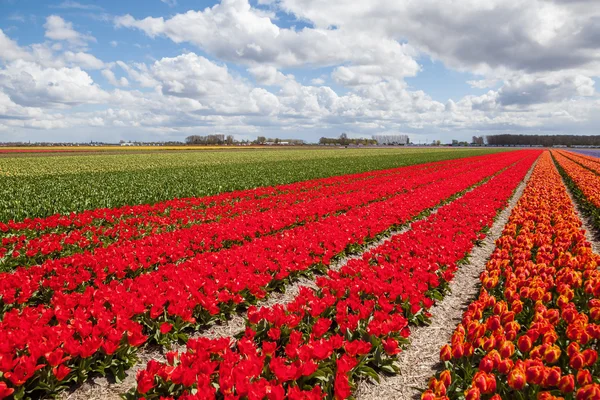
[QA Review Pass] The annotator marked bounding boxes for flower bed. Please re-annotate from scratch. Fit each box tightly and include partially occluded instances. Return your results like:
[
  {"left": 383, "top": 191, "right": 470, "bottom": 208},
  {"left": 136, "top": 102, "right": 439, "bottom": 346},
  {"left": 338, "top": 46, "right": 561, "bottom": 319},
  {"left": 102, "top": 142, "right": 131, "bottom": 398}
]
[
  {"left": 422, "top": 152, "right": 600, "bottom": 400},
  {"left": 1, "top": 154, "right": 486, "bottom": 270},
  {"left": 0, "top": 152, "right": 517, "bottom": 313},
  {"left": 0, "top": 151, "right": 540, "bottom": 399},
  {"left": 123, "top": 151, "right": 538, "bottom": 400}
]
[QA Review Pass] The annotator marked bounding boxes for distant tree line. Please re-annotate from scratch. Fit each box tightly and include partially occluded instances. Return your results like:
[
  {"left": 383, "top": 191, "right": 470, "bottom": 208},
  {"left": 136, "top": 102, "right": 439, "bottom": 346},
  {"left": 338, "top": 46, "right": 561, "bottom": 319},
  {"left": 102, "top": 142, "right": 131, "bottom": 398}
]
[
  {"left": 186, "top": 135, "right": 234, "bottom": 145},
  {"left": 319, "top": 133, "right": 377, "bottom": 146},
  {"left": 254, "top": 137, "right": 305, "bottom": 145},
  {"left": 486, "top": 134, "right": 600, "bottom": 147}
]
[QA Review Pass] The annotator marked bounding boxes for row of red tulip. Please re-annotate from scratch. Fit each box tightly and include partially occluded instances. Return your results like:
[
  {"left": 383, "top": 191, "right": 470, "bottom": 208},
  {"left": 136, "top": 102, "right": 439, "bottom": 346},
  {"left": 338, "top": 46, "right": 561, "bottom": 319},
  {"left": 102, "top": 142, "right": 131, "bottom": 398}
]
[
  {"left": 123, "top": 152, "right": 539, "bottom": 399},
  {"left": 0, "top": 152, "right": 513, "bottom": 314},
  {"left": 422, "top": 152, "right": 600, "bottom": 400},
  {"left": 1, "top": 156, "right": 474, "bottom": 269},
  {"left": 0, "top": 151, "right": 538, "bottom": 399}
]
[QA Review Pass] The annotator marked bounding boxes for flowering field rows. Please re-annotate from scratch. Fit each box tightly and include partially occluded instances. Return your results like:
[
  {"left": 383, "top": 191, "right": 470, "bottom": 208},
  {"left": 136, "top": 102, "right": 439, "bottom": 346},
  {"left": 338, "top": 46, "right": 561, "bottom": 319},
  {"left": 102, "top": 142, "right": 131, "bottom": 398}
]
[
  {"left": 423, "top": 152, "right": 600, "bottom": 400},
  {"left": 11, "top": 148, "right": 600, "bottom": 400},
  {"left": 0, "top": 148, "right": 506, "bottom": 222}
]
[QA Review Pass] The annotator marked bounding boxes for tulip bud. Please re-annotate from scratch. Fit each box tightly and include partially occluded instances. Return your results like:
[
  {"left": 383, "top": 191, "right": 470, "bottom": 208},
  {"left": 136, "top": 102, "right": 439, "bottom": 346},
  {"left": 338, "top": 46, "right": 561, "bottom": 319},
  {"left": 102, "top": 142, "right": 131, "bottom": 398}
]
[
  {"left": 570, "top": 353, "right": 585, "bottom": 370},
  {"left": 440, "top": 370, "right": 452, "bottom": 388},
  {"left": 558, "top": 374, "right": 575, "bottom": 393},
  {"left": 483, "top": 336, "right": 497, "bottom": 352},
  {"left": 440, "top": 344, "right": 452, "bottom": 361},
  {"left": 464, "top": 343, "right": 475, "bottom": 358},
  {"left": 484, "top": 373, "right": 497, "bottom": 394},
  {"left": 544, "top": 346, "right": 561, "bottom": 364},
  {"left": 488, "top": 350, "right": 502, "bottom": 367},
  {"left": 499, "top": 341, "right": 515, "bottom": 358},
  {"left": 506, "top": 330, "right": 517, "bottom": 341},
  {"left": 420, "top": 391, "right": 436, "bottom": 400},
  {"left": 452, "top": 343, "right": 465, "bottom": 359},
  {"left": 577, "top": 369, "right": 592, "bottom": 386},
  {"left": 518, "top": 335, "right": 533, "bottom": 353},
  {"left": 430, "top": 379, "right": 447, "bottom": 396},
  {"left": 557, "top": 295, "right": 570, "bottom": 309},
  {"left": 543, "top": 367, "right": 561, "bottom": 388},
  {"left": 508, "top": 368, "right": 526, "bottom": 390},
  {"left": 567, "top": 342, "right": 581, "bottom": 357},
  {"left": 465, "top": 387, "right": 481, "bottom": 400},
  {"left": 542, "top": 331, "right": 558, "bottom": 345},
  {"left": 479, "top": 357, "right": 494, "bottom": 373},
  {"left": 473, "top": 372, "right": 488, "bottom": 393},
  {"left": 511, "top": 299, "right": 523, "bottom": 314},
  {"left": 486, "top": 316, "right": 501, "bottom": 332},
  {"left": 582, "top": 349, "right": 598, "bottom": 367},
  {"left": 526, "top": 365, "right": 544, "bottom": 385},
  {"left": 575, "top": 384, "right": 600, "bottom": 400},
  {"left": 498, "top": 359, "right": 514, "bottom": 375}
]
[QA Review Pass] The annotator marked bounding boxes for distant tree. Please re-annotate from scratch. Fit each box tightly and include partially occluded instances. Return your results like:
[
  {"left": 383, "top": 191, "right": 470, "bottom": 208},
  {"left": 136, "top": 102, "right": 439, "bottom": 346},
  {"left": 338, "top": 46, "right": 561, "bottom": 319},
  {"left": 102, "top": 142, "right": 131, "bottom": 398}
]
[
  {"left": 339, "top": 133, "right": 349, "bottom": 146},
  {"left": 226, "top": 135, "right": 234, "bottom": 145},
  {"left": 472, "top": 136, "right": 484, "bottom": 145},
  {"left": 257, "top": 136, "right": 267, "bottom": 144}
]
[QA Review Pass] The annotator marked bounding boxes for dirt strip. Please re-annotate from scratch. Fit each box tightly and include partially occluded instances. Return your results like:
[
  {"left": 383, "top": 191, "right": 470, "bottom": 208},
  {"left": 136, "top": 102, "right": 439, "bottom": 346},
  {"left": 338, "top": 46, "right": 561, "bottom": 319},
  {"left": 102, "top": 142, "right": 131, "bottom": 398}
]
[
  {"left": 57, "top": 162, "right": 521, "bottom": 400},
  {"left": 355, "top": 158, "right": 537, "bottom": 400}
]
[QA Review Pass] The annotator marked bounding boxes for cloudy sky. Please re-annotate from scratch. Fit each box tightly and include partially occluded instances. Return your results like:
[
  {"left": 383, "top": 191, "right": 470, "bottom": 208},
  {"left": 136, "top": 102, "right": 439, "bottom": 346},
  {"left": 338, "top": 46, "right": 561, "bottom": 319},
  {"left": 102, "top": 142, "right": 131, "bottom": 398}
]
[{"left": 0, "top": 0, "right": 599, "bottom": 143}]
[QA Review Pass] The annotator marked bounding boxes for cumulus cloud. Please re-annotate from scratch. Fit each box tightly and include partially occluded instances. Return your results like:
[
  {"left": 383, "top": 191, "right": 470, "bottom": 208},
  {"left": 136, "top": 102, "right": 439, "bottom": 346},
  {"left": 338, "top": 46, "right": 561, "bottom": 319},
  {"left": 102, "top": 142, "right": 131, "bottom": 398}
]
[
  {"left": 114, "top": 0, "right": 419, "bottom": 81},
  {"left": 2, "top": 2, "right": 600, "bottom": 140},
  {"left": 275, "top": 0, "right": 600, "bottom": 75},
  {"left": 63, "top": 51, "right": 104, "bottom": 69},
  {"left": 0, "top": 29, "right": 32, "bottom": 63},
  {"left": 497, "top": 74, "right": 595, "bottom": 106},
  {"left": 53, "top": 1, "right": 104, "bottom": 10},
  {"left": 101, "top": 69, "right": 129, "bottom": 87},
  {"left": 0, "top": 60, "right": 109, "bottom": 108},
  {"left": 44, "top": 15, "right": 96, "bottom": 47},
  {"left": 150, "top": 53, "right": 280, "bottom": 115}
]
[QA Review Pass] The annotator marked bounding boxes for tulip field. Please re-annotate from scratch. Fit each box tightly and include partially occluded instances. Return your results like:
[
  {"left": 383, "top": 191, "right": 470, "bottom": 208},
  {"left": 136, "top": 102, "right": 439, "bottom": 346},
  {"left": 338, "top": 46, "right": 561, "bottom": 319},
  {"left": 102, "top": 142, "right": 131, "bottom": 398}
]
[{"left": 1, "top": 148, "right": 600, "bottom": 400}]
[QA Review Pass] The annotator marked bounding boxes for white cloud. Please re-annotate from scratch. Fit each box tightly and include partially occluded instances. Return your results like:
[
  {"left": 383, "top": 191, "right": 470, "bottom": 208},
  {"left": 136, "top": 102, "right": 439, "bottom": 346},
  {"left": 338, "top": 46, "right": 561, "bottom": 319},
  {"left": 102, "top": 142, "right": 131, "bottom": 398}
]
[
  {"left": 1, "top": 2, "right": 600, "bottom": 141},
  {"left": 54, "top": 1, "right": 104, "bottom": 10},
  {"left": 150, "top": 53, "right": 280, "bottom": 115},
  {"left": 101, "top": 69, "right": 129, "bottom": 87},
  {"left": 44, "top": 15, "right": 96, "bottom": 47},
  {"left": 0, "top": 29, "right": 32, "bottom": 63},
  {"left": 0, "top": 60, "right": 109, "bottom": 108},
  {"left": 467, "top": 78, "right": 499, "bottom": 89},
  {"left": 114, "top": 0, "right": 419, "bottom": 81},
  {"left": 63, "top": 51, "right": 104, "bottom": 69},
  {"left": 160, "top": 0, "right": 178, "bottom": 6}
]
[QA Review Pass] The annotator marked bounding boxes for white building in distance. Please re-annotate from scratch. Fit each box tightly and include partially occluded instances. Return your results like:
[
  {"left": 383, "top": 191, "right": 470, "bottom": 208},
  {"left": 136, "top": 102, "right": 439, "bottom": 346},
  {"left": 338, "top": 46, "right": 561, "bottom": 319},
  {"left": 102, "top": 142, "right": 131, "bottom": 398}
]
[{"left": 372, "top": 134, "right": 409, "bottom": 145}]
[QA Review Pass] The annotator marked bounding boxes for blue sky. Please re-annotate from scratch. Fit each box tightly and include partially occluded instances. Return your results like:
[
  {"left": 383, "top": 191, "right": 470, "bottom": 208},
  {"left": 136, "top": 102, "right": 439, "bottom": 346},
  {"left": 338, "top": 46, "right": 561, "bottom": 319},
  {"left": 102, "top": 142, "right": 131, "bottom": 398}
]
[{"left": 0, "top": 0, "right": 598, "bottom": 143}]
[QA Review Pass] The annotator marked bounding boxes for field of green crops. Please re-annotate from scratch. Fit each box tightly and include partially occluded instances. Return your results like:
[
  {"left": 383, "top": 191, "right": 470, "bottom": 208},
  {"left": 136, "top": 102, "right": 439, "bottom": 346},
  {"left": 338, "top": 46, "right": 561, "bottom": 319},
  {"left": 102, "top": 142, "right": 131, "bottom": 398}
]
[{"left": 0, "top": 147, "right": 508, "bottom": 221}]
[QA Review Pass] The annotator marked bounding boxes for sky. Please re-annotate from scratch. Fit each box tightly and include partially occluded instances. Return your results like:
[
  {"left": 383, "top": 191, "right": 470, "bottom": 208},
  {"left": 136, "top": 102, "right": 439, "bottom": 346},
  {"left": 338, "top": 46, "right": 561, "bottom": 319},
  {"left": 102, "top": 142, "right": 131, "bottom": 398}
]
[{"left": 0, "top": 0, "right": 599, "bottom": 143}]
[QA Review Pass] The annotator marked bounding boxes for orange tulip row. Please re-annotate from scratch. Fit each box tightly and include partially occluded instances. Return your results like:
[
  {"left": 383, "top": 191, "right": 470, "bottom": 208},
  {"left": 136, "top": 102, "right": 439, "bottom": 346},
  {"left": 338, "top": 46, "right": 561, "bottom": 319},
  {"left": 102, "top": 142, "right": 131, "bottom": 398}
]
[
  {"left": 552, "top": 150, "right": 600, "bottom": 209},
  {"left": 422, "top": 152, "right": 600, "bottom": 400}
]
